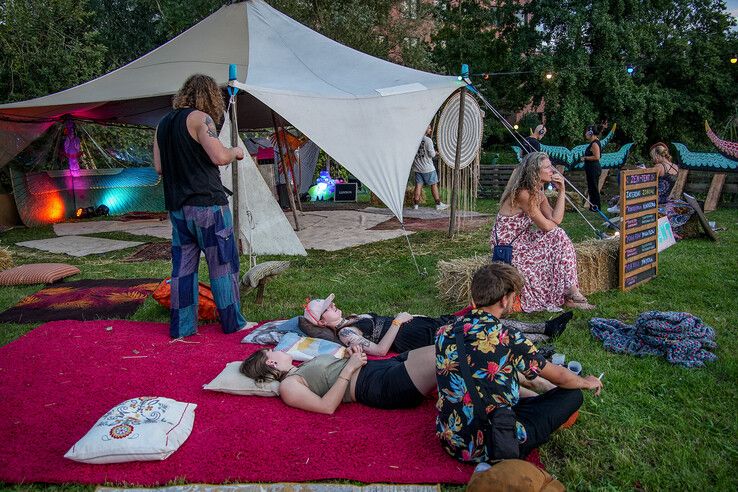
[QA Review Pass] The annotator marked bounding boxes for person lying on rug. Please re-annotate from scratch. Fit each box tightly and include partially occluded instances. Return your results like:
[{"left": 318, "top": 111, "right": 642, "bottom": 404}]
[
  {"left": 436, "top": 262, "right": 603, "bottom": 464},
  {"left": 491, "top": 151, "right": 594, "bottom": 311},
  {"left": 240, "top": 344, "right": 437, "bottom": 414},
  {"left": 294, "top": 294, "right": 572, "bottom": 355}
]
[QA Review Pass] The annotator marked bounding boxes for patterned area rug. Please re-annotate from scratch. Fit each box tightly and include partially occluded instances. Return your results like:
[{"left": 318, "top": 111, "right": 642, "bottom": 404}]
[
  {"left": 124, "top": 243, "right": 172, "bottom": 262},
  {"left": 0, "top": 278, "right": 160, "bottom": 323}
]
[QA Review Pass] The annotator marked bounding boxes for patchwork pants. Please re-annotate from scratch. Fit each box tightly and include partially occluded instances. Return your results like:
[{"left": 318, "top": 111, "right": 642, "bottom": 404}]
[{"left": 169, "top": 205, "right": 246, "bottom": 338}]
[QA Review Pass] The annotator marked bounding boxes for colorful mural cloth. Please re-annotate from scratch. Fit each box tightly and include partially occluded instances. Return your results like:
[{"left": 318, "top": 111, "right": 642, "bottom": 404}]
[
  {"left": 435, "top": 309, "right": 547, "bottom": 463},
  {"left": 704, "top": 121, "right": 738, "bottom": 161},
  {"left": 0, "top": 278, "right": 159, "bottom": 323}
]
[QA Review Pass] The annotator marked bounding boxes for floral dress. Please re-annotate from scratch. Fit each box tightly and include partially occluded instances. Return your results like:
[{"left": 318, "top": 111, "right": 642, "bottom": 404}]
[{"left": 490, "top": 212, "right": 579, "bottom": 312}]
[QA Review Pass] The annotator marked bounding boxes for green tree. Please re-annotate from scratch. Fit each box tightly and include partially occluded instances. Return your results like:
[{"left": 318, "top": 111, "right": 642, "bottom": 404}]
[
  {"left": 0, "top": 0, "right": 107, "bottom": 103},
  {"left": 432, "top": 0, "right": 738, "bottom": 148}
]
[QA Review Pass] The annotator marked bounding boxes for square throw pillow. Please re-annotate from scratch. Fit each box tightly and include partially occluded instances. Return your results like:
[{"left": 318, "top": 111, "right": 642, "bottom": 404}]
[
  {"left": 275, "top": 332, "right": 346, "bottom": 362},
  {"left": 203, "top": 361, "right": 280, "bottom": 397},
  {"left": 241, "top": 316, "right": 303, "bottom": 345},
  {"left": 64, "top": 396, "right": 196, "bottom": 464},
  {"left": 0, "top": 263, "right": 80, "bottom": 286}
]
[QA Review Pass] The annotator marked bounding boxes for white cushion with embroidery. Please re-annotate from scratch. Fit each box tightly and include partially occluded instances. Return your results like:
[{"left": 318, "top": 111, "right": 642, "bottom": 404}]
[{"left": 64, "top": 396, "right": 196, "bottom": 464}]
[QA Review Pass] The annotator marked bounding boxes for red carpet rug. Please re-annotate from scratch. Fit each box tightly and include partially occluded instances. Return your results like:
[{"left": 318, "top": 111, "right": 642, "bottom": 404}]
[{"left": 0, "top": 320, "right": 473, "bottom": 486}]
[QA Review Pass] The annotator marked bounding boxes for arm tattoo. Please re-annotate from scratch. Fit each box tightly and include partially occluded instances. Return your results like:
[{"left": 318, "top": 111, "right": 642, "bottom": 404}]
[
  {"left": 204, "top": 115, "right": 218, "bottom": 139},
  {"left": 339, "top": 328, "right": 371, "bottom": 349}
]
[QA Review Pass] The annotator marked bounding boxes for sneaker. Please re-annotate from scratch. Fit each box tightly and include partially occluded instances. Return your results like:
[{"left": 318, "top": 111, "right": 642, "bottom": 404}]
[
  {"left": 607, "top": 205, "right": 620, "bottom": 214},
  {"left": 412, "top": 204, "right": 419, "bottom": 210},
  {"left": 436, "top": 202, "right": 449, "bottom": 211}
]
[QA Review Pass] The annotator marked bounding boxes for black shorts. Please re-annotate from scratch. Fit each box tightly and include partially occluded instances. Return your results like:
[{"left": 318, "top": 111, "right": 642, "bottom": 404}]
[{"left": 354, "top": 352, "right": 424, "bottom": 409}]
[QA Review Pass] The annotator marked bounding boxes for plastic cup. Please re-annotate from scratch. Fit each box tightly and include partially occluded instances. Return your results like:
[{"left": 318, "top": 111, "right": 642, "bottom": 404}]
[
  {"left": 567, "top": 360, "right": 582, "bottom": 375},
  {"left": 552, "top": 353, "right": 565, "bottom": 366}
]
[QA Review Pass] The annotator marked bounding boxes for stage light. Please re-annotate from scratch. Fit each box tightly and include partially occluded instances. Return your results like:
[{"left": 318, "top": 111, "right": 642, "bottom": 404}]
[
  {"left": 85, "top": 206, "right": 96, "bottom": 217},
  {"left": 545, "top": 72, "right": 553, "bottom": 80},
  {"left": 96, "top": 204, "right": 110, "bottom": 216},
  {"left": 731, "top": 54, "right": 737, "bottom": 64},
  {"left": 75, "top": 208, "right": 85, "bottom": 218},
  {"left": 626, "top": 64, "right": 635, "bottom": 75}
]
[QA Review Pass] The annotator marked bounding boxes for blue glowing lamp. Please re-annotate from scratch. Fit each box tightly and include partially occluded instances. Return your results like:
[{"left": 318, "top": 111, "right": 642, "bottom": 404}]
[{"left": 626, "top": 64, "right": 635, "bottom": 75}]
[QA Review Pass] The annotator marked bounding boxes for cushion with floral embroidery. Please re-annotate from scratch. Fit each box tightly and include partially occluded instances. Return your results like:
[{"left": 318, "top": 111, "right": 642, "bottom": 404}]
[{"left": 64, "top": 396, "right": 196, "bottom": 464}]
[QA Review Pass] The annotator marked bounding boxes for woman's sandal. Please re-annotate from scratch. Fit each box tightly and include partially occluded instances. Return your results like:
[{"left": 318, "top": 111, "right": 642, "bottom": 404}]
[{"left": 564, "top": 295, "right": 596, "bottom": 310}]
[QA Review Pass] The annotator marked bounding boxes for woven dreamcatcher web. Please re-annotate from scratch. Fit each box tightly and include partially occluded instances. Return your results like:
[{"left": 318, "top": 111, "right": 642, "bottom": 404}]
[{"left": 436, "top": 90, "right": 484, "bottom": 231}]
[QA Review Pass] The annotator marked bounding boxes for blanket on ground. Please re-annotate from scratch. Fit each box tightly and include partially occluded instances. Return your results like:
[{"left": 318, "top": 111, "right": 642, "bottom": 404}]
[
  {"left": 0, "top": 320, "right": 473, "bottom": 486},
  {"left": 589, "top": 311, "right": 718, "bottom": 368}
]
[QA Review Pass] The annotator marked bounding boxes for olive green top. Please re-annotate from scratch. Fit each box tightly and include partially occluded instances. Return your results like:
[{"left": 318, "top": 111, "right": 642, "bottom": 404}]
[{"left": 289, "top": 355, "right": 353, "bottom": 402}]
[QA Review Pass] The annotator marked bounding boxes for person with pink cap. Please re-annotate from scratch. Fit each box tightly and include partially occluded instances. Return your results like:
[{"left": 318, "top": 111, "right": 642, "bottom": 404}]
[{"left": 297, "top": 293, "right": 572, "bottom": 356}]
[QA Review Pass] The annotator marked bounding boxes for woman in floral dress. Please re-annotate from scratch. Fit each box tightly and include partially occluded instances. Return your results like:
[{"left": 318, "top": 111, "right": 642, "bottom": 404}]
[{"left": 490, "top": 152, "right": 593, "bottom": 312}]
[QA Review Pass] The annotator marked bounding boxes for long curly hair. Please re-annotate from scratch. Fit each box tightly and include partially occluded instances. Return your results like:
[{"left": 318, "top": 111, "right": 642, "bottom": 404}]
[
  {"left": 649, "top": 142, "right": 672, "bottom": 164},
  {"left": 172, "top": 74, "right": 225, "bottom": 123},
  {"left": 500, "top": 152, "right": 549, "bottom": 208}
]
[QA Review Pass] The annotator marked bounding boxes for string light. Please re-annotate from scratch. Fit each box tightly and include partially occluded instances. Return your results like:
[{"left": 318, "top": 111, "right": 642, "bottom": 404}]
[
  {"left": 545, "top": 72, "right": 553, "bottom": 80},
  {"left": 513, "top": 124, "right": 519, "bottom": 130},
  {"left": 626, "top": 64, "right": 636, "bottom": 75},
  {"left": 731, "top": 54, "right": 737, "bottom": 64}
]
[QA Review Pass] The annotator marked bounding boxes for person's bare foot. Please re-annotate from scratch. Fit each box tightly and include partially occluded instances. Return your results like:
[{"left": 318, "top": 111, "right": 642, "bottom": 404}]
[{"left": 564, "top": 291, "right": 595, "bottom": 310}]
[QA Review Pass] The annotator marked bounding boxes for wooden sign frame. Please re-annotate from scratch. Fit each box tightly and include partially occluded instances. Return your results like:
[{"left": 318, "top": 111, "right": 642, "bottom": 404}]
[{"left": 619, "top": 169, "right": 659, "bottom": 291}]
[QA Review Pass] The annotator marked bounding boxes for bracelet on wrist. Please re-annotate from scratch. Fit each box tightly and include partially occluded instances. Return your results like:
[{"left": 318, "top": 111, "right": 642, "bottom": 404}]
[{"left": 338, "top": 376, "right": 351, "bottom": 383}]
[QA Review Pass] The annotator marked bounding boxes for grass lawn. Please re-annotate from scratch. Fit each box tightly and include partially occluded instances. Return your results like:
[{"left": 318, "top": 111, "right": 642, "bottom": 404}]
[{"left": 0, "top": 200, "right": 736, "bottom": 491}]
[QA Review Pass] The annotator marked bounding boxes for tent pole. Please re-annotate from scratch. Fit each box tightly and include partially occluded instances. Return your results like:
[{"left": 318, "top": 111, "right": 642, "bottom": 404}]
[
  {"left": 228, "top": 67, "right": 243, "bottom": 255},
  {"left": 271, "top": 112, "right": 301, "bottom": 231},
  {"left": 448, "top": 87, "right": 466, "bottom": 238}
]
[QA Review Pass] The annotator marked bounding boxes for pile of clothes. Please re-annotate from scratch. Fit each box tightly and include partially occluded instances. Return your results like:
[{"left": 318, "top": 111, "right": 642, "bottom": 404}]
[{"left": 589, "top": 311, "right": 718, "bottom": 368}]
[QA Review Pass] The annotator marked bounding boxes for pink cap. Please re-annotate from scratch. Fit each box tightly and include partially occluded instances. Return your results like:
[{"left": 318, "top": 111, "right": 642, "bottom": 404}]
[{"left": 303, "top": 293, "right": 335, "bottom": 324}]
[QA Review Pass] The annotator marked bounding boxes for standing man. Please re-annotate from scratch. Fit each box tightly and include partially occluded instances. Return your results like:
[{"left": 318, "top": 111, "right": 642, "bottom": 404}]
[
  {"left": 522, "top": 124, "right": 546, "bottom": 155},
  {"left": 412, "top": 125, "right": 448, "bottom": 211},
  {"left": 154, "top": 74, "right": 247, "bottom": 338},
  {"left": 435, "top": 263, "right": 602, "bottom": 464}
]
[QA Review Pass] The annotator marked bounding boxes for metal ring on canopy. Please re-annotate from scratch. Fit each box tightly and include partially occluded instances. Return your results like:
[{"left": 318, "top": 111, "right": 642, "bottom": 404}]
[{"left": 436, "top": 90, "right": 484, "bottom": 169}]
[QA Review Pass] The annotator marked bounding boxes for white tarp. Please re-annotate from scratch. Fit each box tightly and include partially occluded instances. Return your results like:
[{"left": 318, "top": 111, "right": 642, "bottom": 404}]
[
  {"left": 219, "top": 111, "right": 306, "bottom": 256},
  {"left": 0, "top": 0, "right": 461, "bottom": 221}
]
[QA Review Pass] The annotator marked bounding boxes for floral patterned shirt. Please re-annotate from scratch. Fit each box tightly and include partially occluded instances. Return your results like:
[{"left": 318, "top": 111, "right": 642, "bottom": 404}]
[{"left": 435, "top": 309, "right": 547, "bottom": 463}]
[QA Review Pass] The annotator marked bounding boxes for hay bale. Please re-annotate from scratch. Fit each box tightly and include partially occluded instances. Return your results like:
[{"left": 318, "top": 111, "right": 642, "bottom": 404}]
[
  {"left": 436, "top": 255, "right": 488, "bottom": 306},
  {"left": 574, "top": 238, "right": 620, "bottom": 295},
  {"left": 0, "top": 246, "right": 12, "bottom": 272},
  {"left": 437, "top": 239, "right": 619, "bottom": 306}
]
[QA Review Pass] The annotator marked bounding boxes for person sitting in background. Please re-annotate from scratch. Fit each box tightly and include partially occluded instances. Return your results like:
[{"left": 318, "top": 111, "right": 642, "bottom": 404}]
[
  {"left": 649, "top": 142, "right": 695, "bottom": 239},
  {"left": 435, "top": 263, "right": 603, "bottom": 464},
  {"left": 491, "top": 152, "right": 593, "bottom": 311},
  {"left": 412, "top": 125, "right": 448, "bottom": 211}
]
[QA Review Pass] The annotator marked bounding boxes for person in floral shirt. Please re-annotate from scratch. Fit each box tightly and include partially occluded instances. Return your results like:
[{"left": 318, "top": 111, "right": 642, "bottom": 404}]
[{"left": 435, "top": 263, "right": 603, "bottom": 463}]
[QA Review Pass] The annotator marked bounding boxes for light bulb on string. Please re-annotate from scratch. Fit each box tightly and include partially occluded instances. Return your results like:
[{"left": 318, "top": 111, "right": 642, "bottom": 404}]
[
  {"left": 513, "top": 124, "right": 519, "bottom": 130},
  {"left": 544, "top": 72, "right": 553, "bottom": 80},
  {"left": 626, "top": 64, "right": 636, "bottom": 75},
  {"left": 731, "top": 54, "right": 737, "bottom": 64}
]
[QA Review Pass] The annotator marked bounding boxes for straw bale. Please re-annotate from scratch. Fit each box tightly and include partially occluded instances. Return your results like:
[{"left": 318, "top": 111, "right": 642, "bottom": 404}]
[
  {"left": 436, "top": 239, "right": 620, "bottom": 305},
  {"left": 436, "top": 255, "right": 488, "bottom": 306},
  {"left": 0, "top": 246, "right": 12, "bottom": 272},
  {"left": 574, "top": 238, "right": 620, "bottom": 295}
]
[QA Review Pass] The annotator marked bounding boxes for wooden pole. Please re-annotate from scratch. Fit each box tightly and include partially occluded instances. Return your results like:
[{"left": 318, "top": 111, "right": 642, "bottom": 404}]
[
  {"left": 229, "top": 89, "right": 242, "bottom": 254},
  {"left": 448, "top": 87, "right": 466, "bottom": 237},
  {"left": 271, "top": 112, "right": 301, "bottom": 231}
]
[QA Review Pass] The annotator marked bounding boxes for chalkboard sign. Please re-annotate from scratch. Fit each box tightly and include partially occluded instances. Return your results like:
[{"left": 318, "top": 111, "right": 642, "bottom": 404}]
[
  {"left": 334, "top": 182, "right": 358, "bottom": 202},
  {"left": 620, "top": 169, "right": 659, "bottom": 291}
]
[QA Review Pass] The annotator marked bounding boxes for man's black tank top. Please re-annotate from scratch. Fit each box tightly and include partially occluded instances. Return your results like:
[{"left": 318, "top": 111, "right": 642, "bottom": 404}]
[{"left": 156, "top": 108, "right": 228, "bottom": 211}]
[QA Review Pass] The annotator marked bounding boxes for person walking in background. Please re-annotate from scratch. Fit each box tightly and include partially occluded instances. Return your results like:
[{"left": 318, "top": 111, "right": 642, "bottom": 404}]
[
  {"left": 412, "top": 125, "right": 448, "bottom": 211},
  {"left": 153, "top": 74, "right": 247, "bottom": 338}
]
